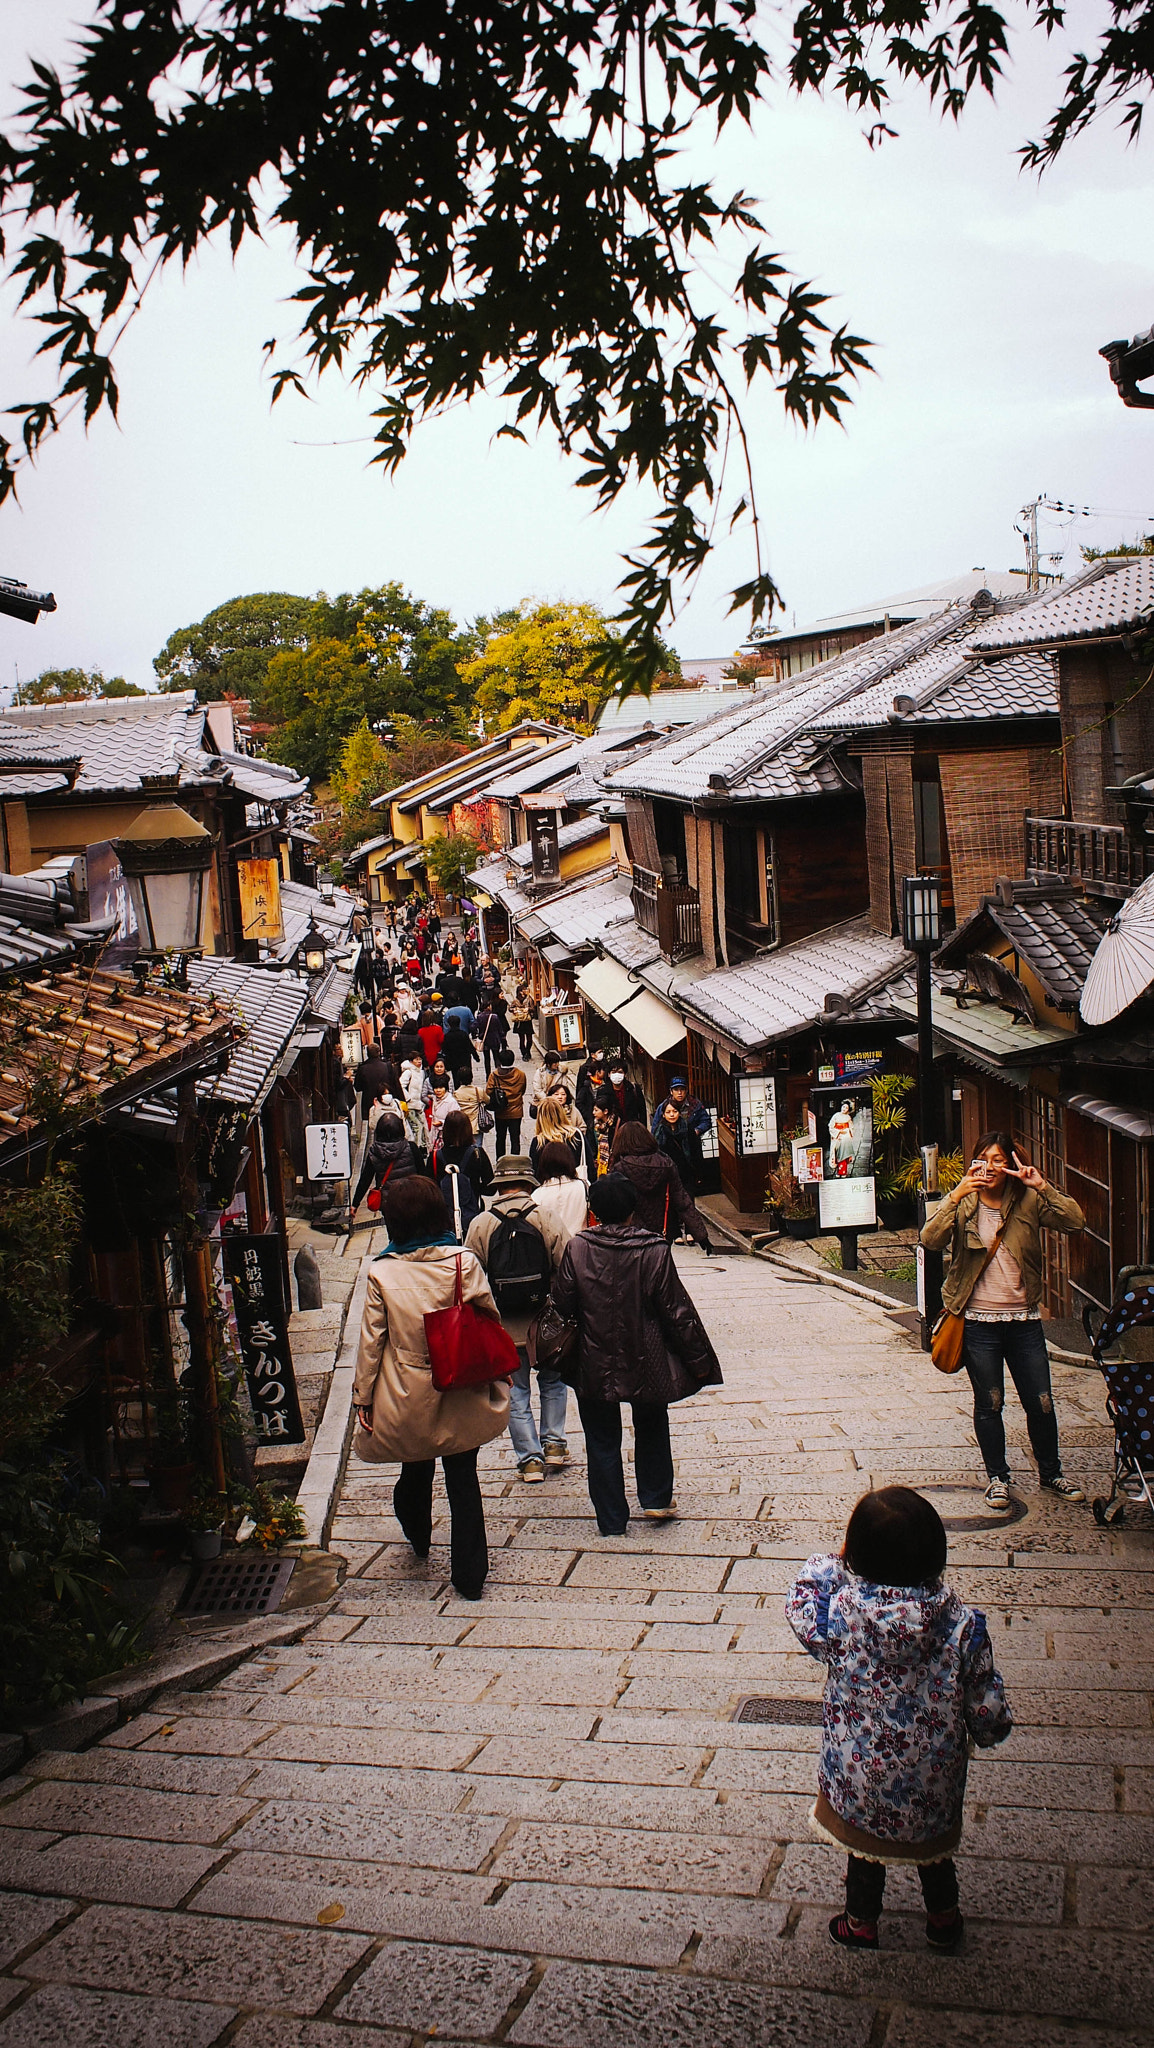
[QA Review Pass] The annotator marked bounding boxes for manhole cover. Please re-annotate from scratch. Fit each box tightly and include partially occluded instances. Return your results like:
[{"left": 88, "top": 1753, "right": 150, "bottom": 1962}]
[
  {"left": 183, "top": 1553, "right": 296, "bottom": 1617},
  {"left": 733, "top": 1696, "right": 824, "bottom": 1725},
  {"left": 917, "top": 1484, "right": 1029, "bottom": 1532}
]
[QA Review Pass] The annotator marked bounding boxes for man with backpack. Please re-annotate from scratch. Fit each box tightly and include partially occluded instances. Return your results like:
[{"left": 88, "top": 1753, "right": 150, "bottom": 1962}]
[
  {"left": 467, "top": 1156, "right": 570, "bottom": 1482},
  {"left": 484, "top": 1054, "right": 527, "bottom": 1157},
  {"left": 431, "top": 1109, "right": 494, "bottom": 1240}
]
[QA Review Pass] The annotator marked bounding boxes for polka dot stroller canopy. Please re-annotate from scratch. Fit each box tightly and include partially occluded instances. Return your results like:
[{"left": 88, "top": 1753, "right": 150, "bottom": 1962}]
[{"left": 1085, "top": 1267, "right": 1154, "bottom": 1526}]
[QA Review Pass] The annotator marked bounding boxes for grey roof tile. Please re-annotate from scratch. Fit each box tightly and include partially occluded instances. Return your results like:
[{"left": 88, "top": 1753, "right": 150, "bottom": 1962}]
[
  {"left": 972, "top": 557, "right": 1154, "bottom": 649},
  {"left": 0, "top": 912, "right": 81, "bottom": 976},
  {"left": 673, "top": 917, "right": 908, "bottom": 1049},
  {"left": 806, "top": 647, "right": 1058, "bottom": 733},
  {"left": 185, "top": 957, "right": 312, "bottom": 1109},
  {"left": 935, "top": 890, "right": 1106, "bottom": 1010}
]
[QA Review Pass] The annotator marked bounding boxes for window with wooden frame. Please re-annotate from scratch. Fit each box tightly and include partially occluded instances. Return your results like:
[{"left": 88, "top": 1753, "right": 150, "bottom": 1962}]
[{"left": 723, "top": 823, "right": 777, "bottom": 950}]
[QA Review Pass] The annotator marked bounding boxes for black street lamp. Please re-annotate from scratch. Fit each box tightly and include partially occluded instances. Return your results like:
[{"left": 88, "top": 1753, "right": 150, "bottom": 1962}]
[
  {"left": 902, "top": 872, "right": 943, "bottom": 1348},
  {"left": 301, "top": 921, "right": 328, "bottom": 977}
]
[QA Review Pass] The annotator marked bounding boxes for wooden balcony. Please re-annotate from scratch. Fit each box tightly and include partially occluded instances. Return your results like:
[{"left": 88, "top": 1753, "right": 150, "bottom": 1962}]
[
  {"left": 631, "top": 865, "right": 702, "bottom": 962},
  {"left": 1025, "top": 815, "right": 1154, "bottom": 899}
]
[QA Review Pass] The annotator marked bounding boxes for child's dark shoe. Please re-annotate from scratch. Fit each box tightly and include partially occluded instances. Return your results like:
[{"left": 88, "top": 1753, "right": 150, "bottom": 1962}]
[
  {"left": 829, "top": 1913, "right": 878, "bottom": 1950},
  {"left": 926, "top": 1908, "right": 964, "bottom": 1952}
]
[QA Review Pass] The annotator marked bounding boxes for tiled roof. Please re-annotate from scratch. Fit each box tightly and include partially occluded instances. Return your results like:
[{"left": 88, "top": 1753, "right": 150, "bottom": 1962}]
[
  {"left": 934, "top": 889, "right": 1106, "bottom": 1011},
  {"left": 344, "top": 834, "right": 392, "bottom": 864},
  {"left": 675, "top": 917, "right": 908, "bottom": 1049},
  {"left": 806, "top": 647, "right": 1058, "bottom": 733},
  {"left": 0, "top": 965, "right": 239, "bottom": 1159},
  {"left": 760, "top": 570, "right": 1041, "bottom": 644},
  {"left": 372, "top": 721, "right": 569, "bottom": 813},
  {"left": 466, "top": 858, "right": 534, "bottom": 918},
  {"left": 274, "top": 879, "right": 358, "bottom": 964},
  {"left": 604, "top": 610, "right": 974, "bottom": 801},
  {"left": 0, "top": 694, "right": 309, "bottom": 802},
  {"left": 477, "top": 740, "right": 586, "bottom": 802},
  {"left": 596, "top": 685, "right": 755, "bottom": 735},
  {"left": 972, "top": 558, "right": 1154, "bottom": 649},
  {"left": 185, "top": 957, "right": 311, "bottom": 1110},
  {"left": 520, "top": 872, "right": 632, "bottom": 952},
  {"left": 889, "top": 985, "right": 1072, "bottom": 1066},
  {"left": 0, "top": 912, "right": 84, "bottom": 978}
]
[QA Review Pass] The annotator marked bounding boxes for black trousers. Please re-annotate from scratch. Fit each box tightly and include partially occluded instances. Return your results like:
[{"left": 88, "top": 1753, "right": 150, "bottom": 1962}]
[
  {"left": 577, "top": 1397, "right": 674, "bottom": 1534},
  {"left": 515, "top": 1021, "right": 533, "bottom": 1057},
  {"left": 494, "top": 1117, "right": 522, "bottom": 1157},
  {"left": 393, "top": 1450, "right": 488, "bottom": 1594},
  {"left": 845, "top": 1855, "right": 958, "bottom": 1922}
]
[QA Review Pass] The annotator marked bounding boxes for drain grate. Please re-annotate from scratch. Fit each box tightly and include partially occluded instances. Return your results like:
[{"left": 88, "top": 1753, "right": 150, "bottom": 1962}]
[
  {"left": 183, "top": 1552, "right": 296, "bottom": 1618},
  {"left": 733, "top": 1695, "right": 824, "bottom": 1726}
]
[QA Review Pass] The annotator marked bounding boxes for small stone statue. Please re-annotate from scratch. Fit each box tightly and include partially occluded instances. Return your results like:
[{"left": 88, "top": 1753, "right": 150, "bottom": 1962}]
[{"left": 294, "top": 1243, "right": 323, "bottom": 1311}]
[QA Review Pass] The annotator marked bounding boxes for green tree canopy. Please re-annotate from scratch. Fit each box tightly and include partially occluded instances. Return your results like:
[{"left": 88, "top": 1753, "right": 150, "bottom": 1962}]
[
  {"left": 461, "top": 601, "right": 679, "bottom": 731},
  {"left": 154, "top": 592, "right": 317, "bottom": 701},
  {"left": 425, "top": 829, "right": 484, "bottom": 901},
  {"left": 1083, "top": 534, "right": 1154, "bottom": 562},
  {"left": 20, "top": 666, "right": 142, "bottom": 704},
  {"left": 9, "top": 4, "right": 1145, "bottom": 682}
]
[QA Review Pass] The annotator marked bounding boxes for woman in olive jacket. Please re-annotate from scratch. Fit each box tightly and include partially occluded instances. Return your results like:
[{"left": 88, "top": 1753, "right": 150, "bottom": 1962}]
[
  {"left": 551, "top": 1175, "right": 722, "bottom": 1535},
  {"left": 920, "top": 1129, "right": 1085, "bottom": 1513}
]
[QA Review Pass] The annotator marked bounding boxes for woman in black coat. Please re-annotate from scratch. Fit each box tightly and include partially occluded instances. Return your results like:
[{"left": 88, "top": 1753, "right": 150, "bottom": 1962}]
[
  {"left": 551, "top": 1176, "right": 721, "bottom": 1535},
  {"left": 609, "top": 1123, "right": 712, "bottom": 1250}
]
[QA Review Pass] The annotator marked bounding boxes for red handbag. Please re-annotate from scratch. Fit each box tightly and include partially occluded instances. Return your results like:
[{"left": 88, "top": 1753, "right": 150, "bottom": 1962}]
[
  {"left": 425, "top": 1254, "right": 518, "bottom": 1391},
  {"left": 366, "top": 1159, "right": 394, "bottom": 1214}
]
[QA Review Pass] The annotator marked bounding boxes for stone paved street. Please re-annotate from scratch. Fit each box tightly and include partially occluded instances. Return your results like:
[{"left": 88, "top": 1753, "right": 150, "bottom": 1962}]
[{"left": 2, "top": 1246, "right": 1153, "bottom": 2046}]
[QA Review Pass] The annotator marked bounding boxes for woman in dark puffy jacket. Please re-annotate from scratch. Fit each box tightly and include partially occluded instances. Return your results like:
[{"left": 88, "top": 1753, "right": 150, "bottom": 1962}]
[
  {"left": 366, "top": 1113, "right": 427, "bottom": 1199},
  {"left": 551, "top": 1175, "right": 722, "bottom": 1535},
  {"left": 608, "top": 1123, "right": 712, "bottom": 1251}
]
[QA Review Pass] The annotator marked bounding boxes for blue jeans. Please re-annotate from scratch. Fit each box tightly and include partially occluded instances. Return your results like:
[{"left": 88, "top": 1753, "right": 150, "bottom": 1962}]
[
  {"left": 509, "top": 1349, "right": 568, "bottom": 1466},
  {"left": 963, "top": 1318, "right": 1062, "bottom": 1483}
]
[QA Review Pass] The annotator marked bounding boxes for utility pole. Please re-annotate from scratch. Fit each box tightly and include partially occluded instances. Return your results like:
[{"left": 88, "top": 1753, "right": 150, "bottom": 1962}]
[{"left": 1020, "top": 499, "right": 1040, "bottom": 592}]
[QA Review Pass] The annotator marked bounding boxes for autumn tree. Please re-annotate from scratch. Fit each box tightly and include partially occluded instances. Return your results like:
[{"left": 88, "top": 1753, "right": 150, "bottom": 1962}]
[
  {"left": 425, "top": 829, "right": 484, "bottom": 902},
  {"left": 462, "top": 601, "right": 675, "bottom": 732}
]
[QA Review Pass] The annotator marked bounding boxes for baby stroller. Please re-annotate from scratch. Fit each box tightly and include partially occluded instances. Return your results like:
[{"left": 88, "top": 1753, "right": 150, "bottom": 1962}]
[{"left": 1082, "top": 1266, "right": 1154, "bottom": 1527}]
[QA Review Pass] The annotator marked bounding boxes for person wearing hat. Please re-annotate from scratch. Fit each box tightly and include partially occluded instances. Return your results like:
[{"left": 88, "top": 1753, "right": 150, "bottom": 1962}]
[
  {"left": 466, "top": 1156, "right": 571, "bottom": 1482},
  {"left": 652, "top": 1075, "right": 712, "bottom": 1196},
  {"left": 484, "top": 1053, "right": 527, "bottom": 1157}
]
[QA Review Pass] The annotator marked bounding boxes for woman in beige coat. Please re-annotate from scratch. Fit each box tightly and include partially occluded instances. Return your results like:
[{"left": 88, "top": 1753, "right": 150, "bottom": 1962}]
[{"left": 354, "top": 1175, "right": 510, "bottom": 1599}]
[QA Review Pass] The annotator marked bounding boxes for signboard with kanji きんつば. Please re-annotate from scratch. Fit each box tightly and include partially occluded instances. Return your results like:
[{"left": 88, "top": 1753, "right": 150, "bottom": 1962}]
[{"left": 222, "top": 1233, "right": 305, "bottom": 1445}]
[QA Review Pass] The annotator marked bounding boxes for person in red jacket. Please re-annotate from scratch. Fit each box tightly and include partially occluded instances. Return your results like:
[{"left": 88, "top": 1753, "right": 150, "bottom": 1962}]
[{"left": 417, "top": 1006, "right": 444, "bottom": 1066}]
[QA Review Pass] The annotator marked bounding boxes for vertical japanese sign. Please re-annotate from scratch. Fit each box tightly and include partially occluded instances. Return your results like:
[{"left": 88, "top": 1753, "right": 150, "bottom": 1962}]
[
  {"left": 237, "top": 857, "right": 284, "bottom": 941},
  {"left": 733, "top": 1074, "right": 778, "bottom": 1155},
  {"left": 222, "top": 1233, "right": 305, "bottom": 1444},
  {"left": 529, "top": 811, "right": 560, "bottom": 882},
  {"left": 305, "top": 1121, "right": 352, "bottom": 1180}
]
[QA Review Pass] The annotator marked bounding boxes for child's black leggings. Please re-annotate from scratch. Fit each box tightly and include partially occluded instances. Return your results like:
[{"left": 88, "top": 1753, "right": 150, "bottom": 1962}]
[{"left": 846, "top": 1854, "right": 958, "bottom": 1921}]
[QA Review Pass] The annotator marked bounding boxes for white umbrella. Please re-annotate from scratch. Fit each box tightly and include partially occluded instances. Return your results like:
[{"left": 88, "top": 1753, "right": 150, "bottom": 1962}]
[{"left": 1080, "top": 871, "right": 1154, "bottom": 1025}]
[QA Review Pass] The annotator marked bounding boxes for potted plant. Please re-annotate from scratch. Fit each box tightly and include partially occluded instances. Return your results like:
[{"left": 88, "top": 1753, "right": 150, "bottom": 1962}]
[
  {"left": 236, "top": 1481, "right": 309, "bottom": 1553},
  {"left": 184, "top": 1479, "right": 227, "bottom": 1561},
  {"left": 765, "top": 1138, "right": 819, "bottom": 1239}
]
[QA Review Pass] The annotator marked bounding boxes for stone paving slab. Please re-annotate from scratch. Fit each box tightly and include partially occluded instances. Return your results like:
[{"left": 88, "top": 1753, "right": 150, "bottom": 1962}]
[
  {"left": 3, "top": 1239, "right": 1152, "bottom": 2040},
  {"left": 0, "top": 1983, "right": 233, "bottom": 2048}
]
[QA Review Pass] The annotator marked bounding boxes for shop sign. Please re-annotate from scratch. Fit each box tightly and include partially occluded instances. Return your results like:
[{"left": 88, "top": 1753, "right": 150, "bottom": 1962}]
[
  {"left": 556, "top": 1009, "right": 584, "bottom": 1049},
  {"left": 305, "top": 1121, "right": 352, "bottom": 1180},
  {"left": 238, "top": 857, "right": 284, "bottom": 941},
  {"left": 734, "top": 1074, "right": 777, "bottom": 1155},
  {"left": 813, "top": 1081, "right": 877, "bottom": 1228},
  {"left": 835, "top": 1048, "right": 885, "bottom": 1081},
  {"left": 222, "top": 1233, "right": 305, "bottom": 1444}
]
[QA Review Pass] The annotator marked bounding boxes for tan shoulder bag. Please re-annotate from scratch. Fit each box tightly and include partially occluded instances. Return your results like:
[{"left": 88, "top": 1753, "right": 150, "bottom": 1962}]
[{"left": 930, "top": 1213, "right": 1007, "bottom": 1375}]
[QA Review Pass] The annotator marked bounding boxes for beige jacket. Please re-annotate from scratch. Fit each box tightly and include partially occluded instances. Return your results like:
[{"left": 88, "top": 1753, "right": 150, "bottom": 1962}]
[
  {"left": 352, "top": 1243, "right": 510, "bottom": 1463},
  {"left": 466, "top": 1193, "right": 570, "bottom": 1346}
]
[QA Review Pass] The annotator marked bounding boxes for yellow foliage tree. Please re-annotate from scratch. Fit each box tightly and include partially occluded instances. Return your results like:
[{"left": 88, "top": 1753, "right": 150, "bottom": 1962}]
[{"left": 460, "top": 601, "right": 612, "bottom": 733}]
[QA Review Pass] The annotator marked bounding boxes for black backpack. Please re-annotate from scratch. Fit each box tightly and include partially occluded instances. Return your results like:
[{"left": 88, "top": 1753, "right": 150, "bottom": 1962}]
[
  {"left": 486, "top": 1201, "right": 551, "bottom": 1315},
  {"left": 436, "top": 1154, "right": 482, "bottom": 1241}
]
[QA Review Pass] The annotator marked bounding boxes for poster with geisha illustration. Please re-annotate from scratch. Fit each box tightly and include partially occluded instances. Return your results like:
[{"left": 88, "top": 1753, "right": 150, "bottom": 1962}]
[{"left": 814, "top": 1083, "right": 876, "bottom": 1228}]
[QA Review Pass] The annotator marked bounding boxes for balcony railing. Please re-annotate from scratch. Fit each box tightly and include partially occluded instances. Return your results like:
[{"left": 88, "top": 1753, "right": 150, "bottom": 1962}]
[
  {"left": 631, "top": 864, "right": 702, "bottom": 962},
  {"left": 1025, "top": 815, "right": 1154, "bottom": 898}
]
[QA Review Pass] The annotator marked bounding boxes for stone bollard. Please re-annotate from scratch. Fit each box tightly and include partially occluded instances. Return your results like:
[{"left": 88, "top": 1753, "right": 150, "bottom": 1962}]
[{"left": 294, "top": 1244, "right": 323, "bottom": 1310}]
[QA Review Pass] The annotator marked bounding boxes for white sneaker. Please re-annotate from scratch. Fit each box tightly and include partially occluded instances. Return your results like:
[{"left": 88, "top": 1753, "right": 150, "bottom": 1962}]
[{"left": 984, "top": 1478, "right": 1012, "bottom": 1513}]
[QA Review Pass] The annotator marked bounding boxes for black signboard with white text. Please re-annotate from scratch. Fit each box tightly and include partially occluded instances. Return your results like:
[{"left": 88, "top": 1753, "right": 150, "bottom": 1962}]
[{"left": 222, "top": 1232, "right": 305, "bottom": 1445}]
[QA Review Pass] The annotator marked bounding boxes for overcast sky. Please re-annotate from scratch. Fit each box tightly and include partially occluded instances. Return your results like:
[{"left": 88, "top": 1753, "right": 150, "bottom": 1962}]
[{"left": 0, "top": 1, "right": 1151, "bottom": 701}]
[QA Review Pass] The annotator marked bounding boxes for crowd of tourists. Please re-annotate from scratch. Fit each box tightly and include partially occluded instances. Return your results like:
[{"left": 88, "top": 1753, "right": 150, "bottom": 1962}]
[{"left": 345, "top": 903, "right": 1095, "bottom": 1962}]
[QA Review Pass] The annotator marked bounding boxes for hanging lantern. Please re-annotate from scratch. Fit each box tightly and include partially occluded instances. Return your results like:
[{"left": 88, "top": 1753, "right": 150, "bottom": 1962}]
[{"left": 112, "top": 803, "right": 213, "bottom": 955}]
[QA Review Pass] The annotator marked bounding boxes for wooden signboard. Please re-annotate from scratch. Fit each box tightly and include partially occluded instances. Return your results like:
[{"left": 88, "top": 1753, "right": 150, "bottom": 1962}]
[
  {"left": 238, "top": 857, "right": 284, "bottom": 941},
  {"left": 222, "top": 1232, "right": 305, "bottom": 1444}
]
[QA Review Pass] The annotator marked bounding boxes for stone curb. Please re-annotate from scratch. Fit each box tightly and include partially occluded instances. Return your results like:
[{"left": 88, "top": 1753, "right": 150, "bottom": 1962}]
[
  {"left": 297, "top": 1249, "right": 372, "bottom": 1548},
  {"left": 0, "top": 1605, "right": 335, "bottom": 1782},
  {"left": 705, "top": 1216, "right": 1100, "bottom": 1369}
]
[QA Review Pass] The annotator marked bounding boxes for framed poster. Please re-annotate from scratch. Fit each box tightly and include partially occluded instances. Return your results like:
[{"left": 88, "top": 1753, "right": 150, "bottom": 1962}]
[
  {"left": 835, "top": 1047, "right": 885, "bottom": 1082},
  {"left": 814, "top": 1082, "right": 877, "bottom": 1229},
  {"left": 734, "top": 1074, "right": 777, "bottom": 1156},
  {"left": 556, "top": 1009, "right": 584, "bottom": 1049},
  {"left": 222, "top": 1233, "right": 305, "bottom": 1445},
  {"left": 305, "top": 1121, "right": 352, "bottom": 1179},
  {"left": 791, "top": 1138, "right": 824, "bottom": 1185}
]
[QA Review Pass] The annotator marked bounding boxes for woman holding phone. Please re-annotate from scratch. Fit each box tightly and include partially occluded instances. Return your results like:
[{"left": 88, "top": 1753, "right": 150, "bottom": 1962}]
[{"left": 920, "top": 1130, "right": 1086, "bottom": 1514}]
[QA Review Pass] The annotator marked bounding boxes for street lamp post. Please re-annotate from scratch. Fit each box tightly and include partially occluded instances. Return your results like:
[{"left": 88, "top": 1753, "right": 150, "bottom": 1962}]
[
  {"left": 112, "top": 802, "right": 213, "bottom": 975},
  {"left": 901, "top": 873, "right": 944, "bottom": 1349}
]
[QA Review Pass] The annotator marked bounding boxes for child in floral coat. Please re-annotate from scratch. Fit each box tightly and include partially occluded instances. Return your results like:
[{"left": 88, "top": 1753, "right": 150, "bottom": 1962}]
[{"left": 785, "top": 1485, "right": 1012, "bottom": 1952}]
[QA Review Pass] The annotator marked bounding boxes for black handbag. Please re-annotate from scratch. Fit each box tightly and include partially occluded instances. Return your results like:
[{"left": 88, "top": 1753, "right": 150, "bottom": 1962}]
[{"left": 529, "top": 1296, "right": 579, "bottom": 1375}]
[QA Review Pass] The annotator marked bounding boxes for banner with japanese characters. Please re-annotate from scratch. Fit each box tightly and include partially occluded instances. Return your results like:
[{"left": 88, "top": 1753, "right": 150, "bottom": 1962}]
[{"left": 222, "top": 1232, "right": 305, "bottom": 1445}]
